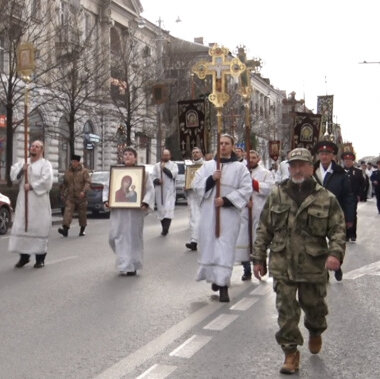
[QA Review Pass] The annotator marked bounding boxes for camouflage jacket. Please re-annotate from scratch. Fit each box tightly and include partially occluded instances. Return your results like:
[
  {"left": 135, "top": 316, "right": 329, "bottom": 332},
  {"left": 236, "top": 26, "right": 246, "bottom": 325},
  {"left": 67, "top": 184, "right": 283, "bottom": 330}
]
[
  {"left": 61, "top": 164, "right": 90, "bottom": 200},
  {"left": 252, "top": 179, "right": 346, "bottom": 282}
]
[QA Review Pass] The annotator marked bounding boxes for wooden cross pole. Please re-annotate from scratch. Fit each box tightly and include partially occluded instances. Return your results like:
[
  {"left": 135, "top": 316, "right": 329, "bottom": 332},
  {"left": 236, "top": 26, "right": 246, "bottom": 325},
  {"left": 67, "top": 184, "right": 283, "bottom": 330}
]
[{"left": 192, "top": 45, "right": 245, "bottom": 237}]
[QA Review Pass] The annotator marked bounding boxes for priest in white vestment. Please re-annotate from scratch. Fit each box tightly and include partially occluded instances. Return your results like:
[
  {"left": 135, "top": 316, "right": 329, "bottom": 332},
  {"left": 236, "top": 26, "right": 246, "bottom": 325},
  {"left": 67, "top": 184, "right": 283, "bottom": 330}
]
[
  {"left": 103, "top": 147, "right": 155, "bottom": 276},
  {"left": 235, "top": 150, "right": 274, "bottom": 280},
  {"left": 152, "top": 149, "right": 178, "bottom": 236},
  {"left": 185, "top": 147, "right": 204, "bottom": 251},
  {"left": 9, "top": 140, "right": 53, "bottom": 268},
  {"left": 193, "top": 135, "right": 252, "bottom": 302}
]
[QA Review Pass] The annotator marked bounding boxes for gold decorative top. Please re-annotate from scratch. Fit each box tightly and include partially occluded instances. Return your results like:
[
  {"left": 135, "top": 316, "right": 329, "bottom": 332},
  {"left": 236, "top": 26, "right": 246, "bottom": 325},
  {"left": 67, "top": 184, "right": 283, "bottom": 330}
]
[
  {"left": 16, "top": 42, "right": 35, "bottom": 79},
  {"left": 192, "top": 44, "right": 246, "bottom": 108}
]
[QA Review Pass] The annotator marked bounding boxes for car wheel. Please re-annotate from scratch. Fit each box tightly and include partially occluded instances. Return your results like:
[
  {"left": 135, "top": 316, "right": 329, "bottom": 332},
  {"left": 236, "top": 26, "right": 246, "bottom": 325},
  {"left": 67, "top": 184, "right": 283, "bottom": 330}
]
[{"left": 0, "top": 207, "right": 11, "bottom": 235}]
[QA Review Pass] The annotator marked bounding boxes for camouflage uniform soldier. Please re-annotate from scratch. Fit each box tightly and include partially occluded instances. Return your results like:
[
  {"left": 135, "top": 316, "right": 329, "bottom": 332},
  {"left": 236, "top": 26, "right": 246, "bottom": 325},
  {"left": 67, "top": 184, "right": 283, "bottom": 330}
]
[
  {"left": 58, "top": 154, "right": 90, "bottom": 237},
  {"left": 252, "top": 148, "right": 346, "bottom": 375}
]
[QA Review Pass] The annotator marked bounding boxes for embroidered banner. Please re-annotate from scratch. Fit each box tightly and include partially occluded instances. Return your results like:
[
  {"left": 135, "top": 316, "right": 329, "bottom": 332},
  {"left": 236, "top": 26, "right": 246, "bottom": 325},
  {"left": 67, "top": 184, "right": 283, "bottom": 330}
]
[
  {"left": 178, "top": 99, "right": 206, "bottom": 158},
  {"left": 317, "top": 95, "right": 334, "bottom": 138},
  {"left": 292, "top": 112, "right": 321, "bottom": 152}
]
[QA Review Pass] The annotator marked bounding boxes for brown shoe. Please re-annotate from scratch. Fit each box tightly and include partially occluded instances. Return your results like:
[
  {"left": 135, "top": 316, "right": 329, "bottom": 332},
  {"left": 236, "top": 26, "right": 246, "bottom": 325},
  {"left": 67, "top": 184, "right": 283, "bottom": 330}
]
[
  {"left": 280, "top": 350, "right": 300, "bottom": 374},
  {"left": 308, "top": 335, "right": 322, "bottom": 354}
]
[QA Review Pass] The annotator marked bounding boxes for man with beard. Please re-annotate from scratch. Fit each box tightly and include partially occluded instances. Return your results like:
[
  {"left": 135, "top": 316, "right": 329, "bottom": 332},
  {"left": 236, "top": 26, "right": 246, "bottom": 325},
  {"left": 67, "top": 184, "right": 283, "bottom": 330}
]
[
  {"left": 253, "top": 148, "right": 346, "bottom": 375},
  {"left": 152, "top": 149, "right": 178, "bottom": 236},
  {"left": 235, "top": 150, "right": 274, "bottom": 280},
  {"left": 193, "top": 134, "right": 252, "bottom": 302},
  {"left": 9, "top": 140, "right": 53, "bottom": 268},
  {"left": 313, "top": 141, "right": 355, "bottom": 281}
]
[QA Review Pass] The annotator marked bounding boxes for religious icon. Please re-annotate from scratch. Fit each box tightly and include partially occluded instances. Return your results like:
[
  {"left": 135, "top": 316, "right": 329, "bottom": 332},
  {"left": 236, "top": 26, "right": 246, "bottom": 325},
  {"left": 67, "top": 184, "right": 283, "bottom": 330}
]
[
  {"left": 185, "top": 164, "right": 202, "bottom": 190},
  {"left": 185, "top": 110, "right": 199, "bottom": 128},
  {"left": 108, "top": 166, "right": 145, "bottom": 208}
]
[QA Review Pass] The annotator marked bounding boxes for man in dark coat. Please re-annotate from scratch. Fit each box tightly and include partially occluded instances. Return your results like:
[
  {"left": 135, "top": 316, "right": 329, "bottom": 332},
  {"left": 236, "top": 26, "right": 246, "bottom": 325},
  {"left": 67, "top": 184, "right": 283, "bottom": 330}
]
[
  {"left": 313, "top": 141, "right": 355, "bottom": 281},
  {"left": 342, "top": 152, "right": 365, "bottom": 242},
  {"left": 370, "top": 159, "right": 380, "bottom": 214}
]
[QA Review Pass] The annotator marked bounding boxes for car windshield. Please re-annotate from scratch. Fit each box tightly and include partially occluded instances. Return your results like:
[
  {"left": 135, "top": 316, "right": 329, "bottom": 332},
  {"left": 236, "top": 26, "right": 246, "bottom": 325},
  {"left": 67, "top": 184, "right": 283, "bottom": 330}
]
[{"left": 91, "top": 172, "right": 109, "bottom": 183}]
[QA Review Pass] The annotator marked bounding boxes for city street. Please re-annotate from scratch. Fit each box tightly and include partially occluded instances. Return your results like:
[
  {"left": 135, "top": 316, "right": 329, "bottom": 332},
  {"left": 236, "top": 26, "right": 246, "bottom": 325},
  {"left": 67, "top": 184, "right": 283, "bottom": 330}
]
[{"left": 0, "top": 201, "right": 379, "bottom": 379}]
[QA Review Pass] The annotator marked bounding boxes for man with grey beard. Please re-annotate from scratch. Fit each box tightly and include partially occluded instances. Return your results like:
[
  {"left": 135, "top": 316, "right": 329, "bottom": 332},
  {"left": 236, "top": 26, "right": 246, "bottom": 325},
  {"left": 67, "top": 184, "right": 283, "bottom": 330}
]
[{"left": 252, "top": 148, "right": 346, "bottom": 375}]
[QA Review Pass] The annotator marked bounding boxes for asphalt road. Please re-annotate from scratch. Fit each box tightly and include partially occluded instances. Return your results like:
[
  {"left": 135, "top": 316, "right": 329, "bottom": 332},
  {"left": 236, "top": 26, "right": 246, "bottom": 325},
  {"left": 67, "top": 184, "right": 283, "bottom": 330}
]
[{"left": 0, "top": 200, "right": 379, "bottom": 379}]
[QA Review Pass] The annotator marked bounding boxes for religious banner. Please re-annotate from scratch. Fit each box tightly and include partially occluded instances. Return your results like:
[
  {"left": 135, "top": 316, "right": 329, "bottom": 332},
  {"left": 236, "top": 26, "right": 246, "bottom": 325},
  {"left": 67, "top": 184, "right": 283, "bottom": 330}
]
[
  {"left": 269, "top": 140, "right": 280, "bottom": 161},
  {"left": 292, "top": 112, "right": 321, "bottom": 152},
  {"left": 341, "top": 142, "right": 354, "bottom": 154},
  {"left": 317, "top": 95, "right": 334, "bottom": 138},
  {"left": 178, "top": 99, "right": 206, "bottom": 157}
]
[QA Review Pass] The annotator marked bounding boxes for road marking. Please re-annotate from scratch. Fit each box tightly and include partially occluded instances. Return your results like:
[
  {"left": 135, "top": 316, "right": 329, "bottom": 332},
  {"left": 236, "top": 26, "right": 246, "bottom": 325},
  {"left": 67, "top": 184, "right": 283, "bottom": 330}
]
[
  {"left": 344, "top": 260, "right": 380, "bottom": 280},
  {"left": 169, "top": 334, "right": 212, "bottom": 358},
  {"left": 136, "top": 364, "right": 177, "bottom": 379},
  {"left": 230, "top": 296, "right": 259, "bottom": 311},
  {"left": 46, "top": 256, "right": 78, "bottom": 265},
  {"left": 203, "top": 314, "right": 239, "bottom": 331},
  {"left": 93, "top": 302, "right": 223, "bottom": 379}
]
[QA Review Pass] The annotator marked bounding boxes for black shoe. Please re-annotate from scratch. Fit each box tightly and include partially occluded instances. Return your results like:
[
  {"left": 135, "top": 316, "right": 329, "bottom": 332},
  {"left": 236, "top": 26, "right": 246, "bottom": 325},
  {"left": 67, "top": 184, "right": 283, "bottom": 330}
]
[
  {"left": 185, "top": 242, "right": 197, "bottom": 251},
  {"left": 15, "top": 255, "right": 30, "bottom": 268},
  {"left": 334, "top": 268, "right": 343, "bottom": 281},
  {"left": 161, "top": 230, "right": 168, "bottom": 236},
  {"left": 211, "top": 283, "right": 220, "bottom": 292},
  {"left": 58, "top": 226, "right": 69, "bottom": 237},
  {"left": 126, "top": 271, "right": 137, "bottom": 276},
  {"left": 219, "top": 286, "right": 230, "bottom": 302},
  {"left": 350, "top": 237, "right": 356, "bottom": 242},
  {"left": 79, "top": 226, "right": 86, "bottom": 236},
  {"left": 34, "top": 262, "right": 45, "bottom": 269},
  {"left": 241, "top": 273, "right": 252, "bottom": 281}
]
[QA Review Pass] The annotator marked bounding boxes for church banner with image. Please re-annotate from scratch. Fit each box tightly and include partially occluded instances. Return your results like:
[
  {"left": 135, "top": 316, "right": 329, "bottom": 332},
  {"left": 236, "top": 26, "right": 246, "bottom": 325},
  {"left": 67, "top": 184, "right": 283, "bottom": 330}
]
[
  {"left": 178, "top": 99, "right": 206, "bottom": 158},
  {"left": 292, "top": 112, "right": 321, "bottom": 152},
  {"left": 317, "top": 95, "right": 334, "bottom": 138}
]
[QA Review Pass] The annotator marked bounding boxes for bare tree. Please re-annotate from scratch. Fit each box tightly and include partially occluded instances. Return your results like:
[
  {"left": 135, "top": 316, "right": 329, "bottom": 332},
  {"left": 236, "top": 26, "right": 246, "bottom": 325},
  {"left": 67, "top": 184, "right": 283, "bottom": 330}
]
[{"left": 0, "top": 0, "right": 56, "bottom": 185}]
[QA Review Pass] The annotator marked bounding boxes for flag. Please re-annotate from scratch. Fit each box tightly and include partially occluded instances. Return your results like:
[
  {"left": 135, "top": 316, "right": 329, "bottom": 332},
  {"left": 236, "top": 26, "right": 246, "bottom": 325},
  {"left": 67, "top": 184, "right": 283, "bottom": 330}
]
[{"left": 292, "top": 112, "right": 321, "bottom": 152}]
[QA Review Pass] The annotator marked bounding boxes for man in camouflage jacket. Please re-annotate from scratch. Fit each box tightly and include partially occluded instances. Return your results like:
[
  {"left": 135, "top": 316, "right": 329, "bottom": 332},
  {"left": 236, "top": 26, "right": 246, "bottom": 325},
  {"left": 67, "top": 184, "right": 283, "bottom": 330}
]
[
  {"left": 58, "top": 154, "right": 90, "bottom": 237},
  {"left": 252, "top": 148, "right": 346, "bottom": 375}
]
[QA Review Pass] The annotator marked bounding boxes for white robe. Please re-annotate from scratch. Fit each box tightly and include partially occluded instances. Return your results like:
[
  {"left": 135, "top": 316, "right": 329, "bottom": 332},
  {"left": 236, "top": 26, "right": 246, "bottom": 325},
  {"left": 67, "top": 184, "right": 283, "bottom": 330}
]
[
  {"left": 9, "top": 158, "right": 53, "bottom": 255},
  {"left": 235, "top": 164, "right": 274, "bottom": 262},
  {"left": 103, "top": 171, "right": 155, "bottom": 272},
  {"left": 275, "top": 159, "right": 289, "bottom": 183},
  {"left": 193, "top": 159, "right": 252, "bottom": 287},
  {"left": 152, "top": 160, "right": 178, "bottom": 220},
  {"left": 185, "top": 159, "right": 204, "bottom": 243}
]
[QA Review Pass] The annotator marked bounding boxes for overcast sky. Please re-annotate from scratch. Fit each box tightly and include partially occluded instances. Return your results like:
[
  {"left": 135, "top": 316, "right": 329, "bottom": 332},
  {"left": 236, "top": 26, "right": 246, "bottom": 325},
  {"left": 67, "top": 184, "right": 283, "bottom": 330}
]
[{"left": 142, "top": 0, "right": 380, "bottom": 159}]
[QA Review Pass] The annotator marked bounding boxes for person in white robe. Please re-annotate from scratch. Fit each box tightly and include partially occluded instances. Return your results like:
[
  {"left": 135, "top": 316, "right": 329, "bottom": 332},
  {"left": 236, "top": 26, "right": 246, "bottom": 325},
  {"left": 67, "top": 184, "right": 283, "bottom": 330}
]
[
  {"left": 9, "top": 140, "right": 53, "bottom": 268},
  {"left": 152, "top": 149, "right": 178, "bottom": 236},
  {"left": 103, "top": 147, "right": 155, "bottom": 276},
  {"left": 185, "top": 147, "right": 204, "bottom": 251},
  {"left": 235, "top": 150, "right": 275, "bottom": 280},
  {"left": 193, "top": 134, "right": 252, "bottom": 302},
  {"left": 275, "top": 151, "right": 290, "bottom": 183}
]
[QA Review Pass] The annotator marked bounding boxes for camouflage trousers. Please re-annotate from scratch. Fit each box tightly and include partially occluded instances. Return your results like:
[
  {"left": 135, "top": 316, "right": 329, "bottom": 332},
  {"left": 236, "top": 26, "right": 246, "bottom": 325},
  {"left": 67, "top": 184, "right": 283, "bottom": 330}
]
[
  {"left": 273, "top": 279, "right": 328, "bottom": 353},
  {"left": 63, "top": 198, "right": 87, "bottom": 228}
]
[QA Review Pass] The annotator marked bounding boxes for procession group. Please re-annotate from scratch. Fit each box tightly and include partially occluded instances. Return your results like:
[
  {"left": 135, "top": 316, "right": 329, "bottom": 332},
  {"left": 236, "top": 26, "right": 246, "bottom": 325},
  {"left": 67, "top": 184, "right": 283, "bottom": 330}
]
[{"left": 8, "top": 137, "right": 380, "bottom": 375}]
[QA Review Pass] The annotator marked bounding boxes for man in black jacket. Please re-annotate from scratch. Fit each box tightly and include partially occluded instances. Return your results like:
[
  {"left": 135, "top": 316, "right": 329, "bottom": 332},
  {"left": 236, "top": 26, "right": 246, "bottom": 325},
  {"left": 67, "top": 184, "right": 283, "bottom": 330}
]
[
  {"left": 342, "top": 152, "right": 365, "bottom": 242},
  {"left": 313, "top": 141, "right": 355, "bottom": 281}
]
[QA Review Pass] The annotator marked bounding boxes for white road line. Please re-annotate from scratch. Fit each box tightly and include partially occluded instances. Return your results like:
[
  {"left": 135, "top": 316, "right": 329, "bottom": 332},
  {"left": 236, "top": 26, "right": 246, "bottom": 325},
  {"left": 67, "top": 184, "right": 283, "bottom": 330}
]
[
  {"left": 344, "top": 260, "right": 380, "bottom": 280},
  {"left": 46, "top": 256, "right": 78, "bottom": 265},
  {"left": 93, "top": 302, "right": 223, "bottom": 379},
  {"left": 203, "top": 314, "right": 239, "bottom": 331},
  {"left": 169, "top": 334, "right": 212, "bottom": 358},
  {"left": 136, "top": 364, "right": 177, "bottom": 379},
  {"left": 230, "top": 297, "right": 259, "bottom": 311}
]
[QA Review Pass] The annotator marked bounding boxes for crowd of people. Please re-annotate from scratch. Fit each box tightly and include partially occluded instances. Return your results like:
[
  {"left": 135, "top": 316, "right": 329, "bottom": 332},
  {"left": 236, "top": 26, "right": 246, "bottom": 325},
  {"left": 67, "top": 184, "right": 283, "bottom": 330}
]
[{"left": 7, "top": 137, "right": 380, "bottom": 375}]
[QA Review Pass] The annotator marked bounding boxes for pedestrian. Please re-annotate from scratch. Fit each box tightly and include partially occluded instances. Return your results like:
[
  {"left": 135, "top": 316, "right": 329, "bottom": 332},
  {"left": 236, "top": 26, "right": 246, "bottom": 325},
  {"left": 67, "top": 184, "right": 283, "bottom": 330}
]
[
  {"left": 370, "top": 159, "right": 380, "bottom": 214},
  {"left": 275, "top": 151, "right": 290, "bottom": 183},
  {"left": 9, "top": 140, "right": 53, "bottom": 268},
  {"left": 367, "top": 162, "right": 375, "bottom": 198},
  {"left": 152, "top": 149, "right": 178, "bottom": 236},
  {"left": 342, "top": 152, "right": 365, "bottom": 241},
  {"left": 313, "top": 141, "right": 355, "bottom": 281},
  {"left": 193, "top": 134, "right": 252, "bottom": 302},
  {"left": 253, "top": 148, "right": 346, "bottom": 375},
  {"left": 185, "top": 147, "right": 204, "bottom": 251},
  {"left": 103, "top": 147, "right": 155, "bottom": 276},
  {"left": 359, "top": 161, "right": 370, "bottom": 202},
  {"left": 235, "top": 150, "right": 274, "bottom": 281},
  {"left": 234, "top": 146, "right": 247, "bottom": 165},
  {"left": 58, "top": 154, "right": 90, "bottom": 237}
]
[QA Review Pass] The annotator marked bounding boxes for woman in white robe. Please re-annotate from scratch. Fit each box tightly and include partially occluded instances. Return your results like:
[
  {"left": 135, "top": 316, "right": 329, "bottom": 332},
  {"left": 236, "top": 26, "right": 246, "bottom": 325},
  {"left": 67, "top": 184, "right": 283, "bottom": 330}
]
[
  {"left": 193, "top": 135, "right": 252, "bottom": 302},
  {"left": 9, "top": 140, "right": 53, "bottom": 268},
  {"left": 103, "top": 148, "right": 155, "bottom": 276}
]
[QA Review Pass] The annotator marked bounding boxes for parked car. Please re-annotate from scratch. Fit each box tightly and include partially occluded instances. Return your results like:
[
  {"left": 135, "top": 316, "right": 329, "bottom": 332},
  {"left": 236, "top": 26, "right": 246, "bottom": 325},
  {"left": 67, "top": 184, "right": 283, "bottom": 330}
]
[
  {"left": 174, "top": 161, "right": 186, "bottom": 202},
  {"left": 0, "top": 192, "right": 12, "bottom": 235},
  {"left": 87, "top": 171, "right": 110, "bottom": 216}
]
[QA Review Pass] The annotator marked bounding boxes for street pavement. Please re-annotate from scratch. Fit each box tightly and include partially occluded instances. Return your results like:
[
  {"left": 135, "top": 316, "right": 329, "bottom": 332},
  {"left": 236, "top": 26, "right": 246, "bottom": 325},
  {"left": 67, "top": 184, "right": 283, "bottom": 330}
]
[{"left": 0, "top": 200, "right": 379, "bottom": 379}]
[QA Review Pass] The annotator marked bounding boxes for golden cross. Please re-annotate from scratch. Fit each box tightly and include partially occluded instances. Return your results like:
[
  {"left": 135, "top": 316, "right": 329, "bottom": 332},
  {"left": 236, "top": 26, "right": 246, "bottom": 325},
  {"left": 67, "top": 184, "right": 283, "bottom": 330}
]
[{"left": 192, "top": 44, "right": 246, "bottom": 108}]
